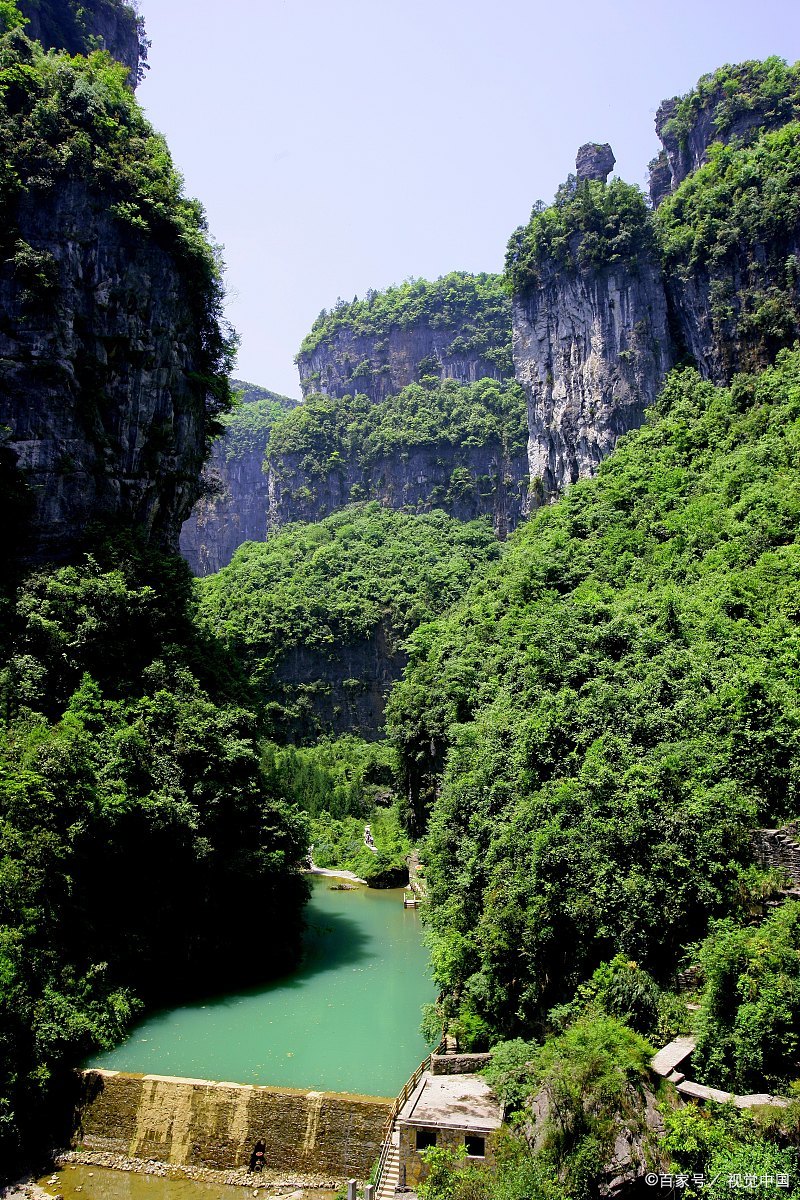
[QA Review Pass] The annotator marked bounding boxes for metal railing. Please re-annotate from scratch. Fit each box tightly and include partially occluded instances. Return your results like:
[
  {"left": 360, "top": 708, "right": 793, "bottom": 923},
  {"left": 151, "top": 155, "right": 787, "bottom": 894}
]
[{"left": 374, "top": 1040, "right": 447, "bottom": 1196}]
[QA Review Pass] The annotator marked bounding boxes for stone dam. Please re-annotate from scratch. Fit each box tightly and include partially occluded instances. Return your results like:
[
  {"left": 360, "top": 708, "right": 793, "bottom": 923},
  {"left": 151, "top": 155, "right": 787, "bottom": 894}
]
[{"left": 75, "top": 1070, "right": 393, "bottom": 1180}]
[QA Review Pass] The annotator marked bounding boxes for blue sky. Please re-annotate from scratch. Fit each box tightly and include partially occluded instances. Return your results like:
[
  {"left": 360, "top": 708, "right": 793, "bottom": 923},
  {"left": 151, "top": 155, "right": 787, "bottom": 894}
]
[{"left": 137, "top": 0, "right": 800, "bottom": 398}]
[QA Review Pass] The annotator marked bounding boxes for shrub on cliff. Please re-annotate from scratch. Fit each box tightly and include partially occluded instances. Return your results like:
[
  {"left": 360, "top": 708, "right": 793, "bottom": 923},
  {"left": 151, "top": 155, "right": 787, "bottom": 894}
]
[
  {"left": 298, "top": 272, "right": 512, "bottom": 378},
  {"left": 661, "top": 57, "right": 800, "bottom": 149},
  {"left": 266, "top": 377, "right": 527, "bottom": 477},
  {"left": 505, "top": 177, "right": 656, "bottom": 292}
]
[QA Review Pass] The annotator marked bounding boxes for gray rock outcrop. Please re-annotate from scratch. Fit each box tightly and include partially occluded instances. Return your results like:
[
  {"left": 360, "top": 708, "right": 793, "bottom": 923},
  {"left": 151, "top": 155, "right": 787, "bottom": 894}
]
[
  {"left": 265, "top": 440, "right": 529, "bottom": 540},
  {"left": 1, "top": 183, "right": 211, "bottom": 563},
  {"left": 179, "top": 382, "right": 298, "bottom": 576},
  {"left": 513, "top": 253, "right": 674, "bottom": 499},
  {"left": 297, "top": 321, "right": 510, "bottom": 405},
  {"left": 575, "top": 142, "right": 616, "bottom": 183},
  {"left": 17, "top": 0, "right": 144, "bottom": 85}
]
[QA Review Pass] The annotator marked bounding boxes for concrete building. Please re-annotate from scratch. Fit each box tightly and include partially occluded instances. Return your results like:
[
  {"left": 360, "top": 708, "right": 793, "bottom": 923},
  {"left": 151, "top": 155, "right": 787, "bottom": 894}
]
[{"left": 396, "top": 1072, "right": 504, "bottom": 1190}]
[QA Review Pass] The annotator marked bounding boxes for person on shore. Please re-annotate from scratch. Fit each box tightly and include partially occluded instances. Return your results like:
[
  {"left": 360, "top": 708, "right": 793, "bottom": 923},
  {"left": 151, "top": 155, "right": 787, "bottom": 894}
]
[{"left": 249, "top": 1140, "right": 266, "bottom": 1173}]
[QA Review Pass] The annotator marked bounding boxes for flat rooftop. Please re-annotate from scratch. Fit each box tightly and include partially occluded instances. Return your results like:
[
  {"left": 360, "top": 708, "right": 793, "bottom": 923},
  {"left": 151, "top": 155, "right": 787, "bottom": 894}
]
[{"left": 398, "top": 1072, "right": 503, "bottom": 1132}]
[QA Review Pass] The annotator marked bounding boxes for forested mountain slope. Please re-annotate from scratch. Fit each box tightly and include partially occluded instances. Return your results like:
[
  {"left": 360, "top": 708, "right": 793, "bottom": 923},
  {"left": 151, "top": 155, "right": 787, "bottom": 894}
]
[
  {"left": 388, "top": 349, "right": 800, "bottom": 1035},
  {"left": 197, "top": 503, "right": 501, "bottom": 740}
]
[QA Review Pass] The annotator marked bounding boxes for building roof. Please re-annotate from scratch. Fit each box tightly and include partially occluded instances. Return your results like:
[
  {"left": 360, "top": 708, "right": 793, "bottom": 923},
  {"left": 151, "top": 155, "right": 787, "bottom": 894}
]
[{"left": 397, "top": 1072, "right": 503, "bottom": 1133}]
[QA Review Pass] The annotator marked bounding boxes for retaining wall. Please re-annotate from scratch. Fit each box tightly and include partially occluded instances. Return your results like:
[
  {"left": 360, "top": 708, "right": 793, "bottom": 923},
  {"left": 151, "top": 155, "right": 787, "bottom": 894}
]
[{"left": 75, "top": 1070, "right": 393, "bottom": 1179}]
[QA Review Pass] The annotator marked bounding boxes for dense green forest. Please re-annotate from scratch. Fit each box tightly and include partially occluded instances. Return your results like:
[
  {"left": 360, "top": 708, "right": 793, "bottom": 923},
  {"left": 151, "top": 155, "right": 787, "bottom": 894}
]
[
  {"left": 197, "top": 502, "right": 501, "bottom": 736},
  {"left": 266, "top": 377, "right": 527, "bottom": 475},
  {"left": 388, "top": 351, "right": 800, "bottom": 1037},
  {"left": 388, "top": 351, "right": 800, "bottom": 1197},
  {"left": 298, "top": 272, "right": 513, "bottom": 378},
  {"left": 0, "top": 541, "right": 309, "bottom": 1169}
]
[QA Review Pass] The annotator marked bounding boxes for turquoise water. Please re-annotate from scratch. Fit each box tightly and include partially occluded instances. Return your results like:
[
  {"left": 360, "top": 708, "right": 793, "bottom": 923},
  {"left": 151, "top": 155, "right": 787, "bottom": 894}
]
[{"left": 89, "top": 877, "right": 434, "bottom": 1096}]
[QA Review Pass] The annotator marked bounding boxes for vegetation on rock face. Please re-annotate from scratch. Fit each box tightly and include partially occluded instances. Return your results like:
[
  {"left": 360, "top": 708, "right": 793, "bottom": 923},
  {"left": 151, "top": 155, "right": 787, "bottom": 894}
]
[
  {"left": 267, "top": 378, "right": 527, "bottom": 474},
  {"left": 219, "top": 383, "right": 296, "bottom": 461},
  {"left": 196, "top": 503, "right": 501, "bottom": 735},
  {"left": 0, "top": 540, "right": 308, "bottom": 1172},
  {"left": 505, "top": 177, "right": 656, "bottom": 293},
  {"left": 661, "top": 57, "right": 800, "bottom": 148},
  {"left": 692, "top": 902, "right": 800, "bottom": 1094},
  {"left": 388, "top": 350, "right": 800, "bottom": 1036},
  {"left": 656, "top": 122, "right": 800, "bottom": 370},
  {"left": 298, "top": 272, "right": 512, "bottom": 378},
  {"left": 0, "top": 7, "right": 234, "bottom": 432},
  {"left": 16, "top": 0, "right": 148, "bottom": 80}
]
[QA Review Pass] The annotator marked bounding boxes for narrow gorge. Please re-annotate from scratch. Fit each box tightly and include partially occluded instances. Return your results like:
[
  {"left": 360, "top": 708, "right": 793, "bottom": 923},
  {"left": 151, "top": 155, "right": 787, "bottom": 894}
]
[{"left": 3, "top": 6, "right": 800, "bottom": 1198}]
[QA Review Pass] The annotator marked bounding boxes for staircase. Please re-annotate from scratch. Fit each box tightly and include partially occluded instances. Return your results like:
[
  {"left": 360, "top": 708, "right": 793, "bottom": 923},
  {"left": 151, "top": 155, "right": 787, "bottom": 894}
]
[
  {"left": 374, "top": 1041, "right": 446, "bottom": 1200},
  {"left": 376, "top": 1129, "right": 400, "bottom": 1200}
]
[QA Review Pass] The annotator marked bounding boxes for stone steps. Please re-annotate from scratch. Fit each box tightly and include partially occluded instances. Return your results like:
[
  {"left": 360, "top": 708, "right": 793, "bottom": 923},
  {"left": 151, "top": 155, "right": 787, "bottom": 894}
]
[{"left": 376, "top": 1132, "right": 400, "bottom": 1200}]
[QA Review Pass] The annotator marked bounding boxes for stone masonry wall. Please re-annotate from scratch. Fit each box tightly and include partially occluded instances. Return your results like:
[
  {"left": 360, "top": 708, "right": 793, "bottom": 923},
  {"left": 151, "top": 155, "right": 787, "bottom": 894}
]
[
  {"left": 398, "top": 1125, "right": 497, "bottom": 1190},
  {"left": 752, "top": 825, "right": 800, "bottom": 886},
  {"left": 75, "top": 1070, "right": 393, "bottom": 1180}
]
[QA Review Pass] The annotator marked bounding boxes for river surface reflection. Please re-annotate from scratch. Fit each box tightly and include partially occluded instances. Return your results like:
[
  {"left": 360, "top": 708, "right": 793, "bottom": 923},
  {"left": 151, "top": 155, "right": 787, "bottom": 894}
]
[{"left": 88, "top": 877, "right": 434, "bottom": 1096}]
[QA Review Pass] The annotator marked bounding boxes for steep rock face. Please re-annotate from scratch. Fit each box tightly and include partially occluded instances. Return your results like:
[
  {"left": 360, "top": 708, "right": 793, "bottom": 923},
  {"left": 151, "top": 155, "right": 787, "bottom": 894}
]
[
  {"left": 18, "top": 0, "right": 144, "bottom": 84},
  {"left": 513, "top": 259, "right": 674, "bottom": 497},
  {"left": 655, "top": 117, "right": 800, "bottom": 383},
  {"left": 1, "top": 184, "right": 209, "bottom": 563},
  {"left": 180, "top": 443, "right": 269, "bottom": 577},
  {"left": 663, "top": 239, "right": 800, "bottom": 385},
  {"left": 297, "top": 321, "right": 508, "bottom": 404},
  {"left": 266, "top": 441, "right": 529, "bottom": 539},
  {"left": 273, "top": 625, "right": 405, "bottom": 741},
  {"left": 649, "top": 60, "right": 800, "bottom": 205},
  {"left": 179, "top": 382, "right": 298, "bottom": 576},
  {"left": 296, "top": 273, "right": 512, "bottom": 404}
]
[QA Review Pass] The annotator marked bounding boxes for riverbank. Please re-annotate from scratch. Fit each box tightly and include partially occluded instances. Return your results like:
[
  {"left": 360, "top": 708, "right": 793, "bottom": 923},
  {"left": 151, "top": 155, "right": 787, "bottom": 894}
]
[
  {"left": 42, "top": 1152, "right": 341, "bottom": 1195},
  {"left": 305, "top": 865, "right": 368, "bottom": 885}
]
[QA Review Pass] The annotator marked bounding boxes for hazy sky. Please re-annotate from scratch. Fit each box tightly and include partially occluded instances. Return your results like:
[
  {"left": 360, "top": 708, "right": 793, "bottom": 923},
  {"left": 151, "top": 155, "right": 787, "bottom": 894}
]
[{"left": 137, "top": 1, "right": 800, "bottom": 398}]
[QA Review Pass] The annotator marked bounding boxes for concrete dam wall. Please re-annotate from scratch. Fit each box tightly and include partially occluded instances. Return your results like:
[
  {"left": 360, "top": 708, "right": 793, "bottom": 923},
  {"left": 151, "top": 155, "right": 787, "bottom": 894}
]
[{"left": 75, "top": 1070, "right": 393, "bottom": 1180}]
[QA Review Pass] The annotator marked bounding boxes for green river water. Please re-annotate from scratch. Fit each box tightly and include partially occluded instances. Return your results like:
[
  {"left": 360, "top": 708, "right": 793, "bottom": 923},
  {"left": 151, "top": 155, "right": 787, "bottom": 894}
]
[{"left": 88, "top": 875, "right": 434, "bottom": 1096}]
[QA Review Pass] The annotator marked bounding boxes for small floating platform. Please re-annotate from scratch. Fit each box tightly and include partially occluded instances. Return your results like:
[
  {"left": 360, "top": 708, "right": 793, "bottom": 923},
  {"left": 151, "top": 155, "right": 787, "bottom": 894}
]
[{"left": 403, "top": 893, "right": 421, "bottom": 908}]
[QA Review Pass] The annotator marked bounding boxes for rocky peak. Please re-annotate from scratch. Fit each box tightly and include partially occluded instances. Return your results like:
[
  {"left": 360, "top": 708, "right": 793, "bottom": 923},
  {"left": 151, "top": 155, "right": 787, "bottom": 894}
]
[{"left": 575, "top": 142, "right": 616, "bottom": 183}]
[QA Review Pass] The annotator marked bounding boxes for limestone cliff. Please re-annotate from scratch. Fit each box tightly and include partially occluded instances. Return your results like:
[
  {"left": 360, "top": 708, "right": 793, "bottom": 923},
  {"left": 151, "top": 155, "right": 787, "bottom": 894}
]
[
  {"left": 509, "top": 153, "right": 674, "bottom": 500},
  {"left": 649, "top": 58, "right": 800, "bottom": 205},
  {"left": 514, "top": 260, "right": 673, "bottom": 497},
  {"left": 179, "top": 382, "right": 298, "bottom": 576},
  {"left": 1, "top": 185, "right": 214, "bottom": 562},
  {"left": 17, "top": 0, "right": 145, "bottom": 84},
  {"left": 0, "top": 25, "right": 231, "bottom": 566},
  {"left": 296, "top": 272, "right": 512, "bottom": 403},
  {"left": 264, "top": 378, "right": 529, "bottom": 540},
  {"left": 265, "top": 437, "right": 528, "bottom": 540}
]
